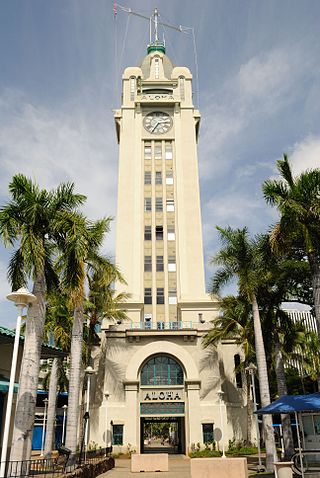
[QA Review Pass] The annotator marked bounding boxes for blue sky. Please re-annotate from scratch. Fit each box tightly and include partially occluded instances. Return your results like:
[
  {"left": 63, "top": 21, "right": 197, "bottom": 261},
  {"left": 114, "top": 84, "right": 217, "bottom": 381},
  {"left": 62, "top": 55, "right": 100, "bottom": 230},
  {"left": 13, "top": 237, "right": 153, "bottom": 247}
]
[{"left": 0, "top": 0, "right": 319, "bottom": 327}]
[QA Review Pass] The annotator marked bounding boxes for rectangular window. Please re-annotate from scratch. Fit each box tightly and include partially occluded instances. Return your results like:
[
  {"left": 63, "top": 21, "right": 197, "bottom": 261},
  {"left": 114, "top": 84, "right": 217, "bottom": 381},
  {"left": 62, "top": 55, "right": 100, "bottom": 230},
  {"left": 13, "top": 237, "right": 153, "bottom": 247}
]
[
  {"left": 157, "top": 288, "right": 165, "bottom": 304},
  {"left": 202, "top": 424, "right": 214, "bottom": 444},
  {"left": 155, "top": 171, "right": 162, "bottom": 184},
  {"left": 144, "top": 225, "right": 151, "bottom": 240},
  {"left": 234, "top": 354, "right": 243, "bottom": 388},
  {"left": 155, "top": 142, "right": 162, "bottom": 159},
  {"left": 112, "top": 424, "right": 124, "bottom": 445},
  {"left": 156, "top": 197, "right": 163, "bottom": 212},
  {"left": 155, "top": 226, "right": 163, "bottom": 240},
  {"left": 130, "top": 77, "right": 135, "bottom": 101},
  {"left": 166, "top": 199, "right": 174, "bottom": 212},
  {"left": 144, "top": 171, "right": 151, "bottom": 184},
  {"left": 144, "top": 142, "right": 152, "bottom": 160},
  {"left": 168, "top": 226, "right": 175, "bottom": 241},
  {"left": 166, "top": 170, "right": 173, "bottom": 185},
  {"left": 144, "top": 288, "right": 152, "bottom": 304},
  {"left": 169, "top": 289, "right": 177, "bottom": 305},
  {"left": 168, "top": 256, "right": 176, "bottom": 272},
  {"left": 144, "top": 198, "right": 151, "bottom": 212},
  {"left": 165, "top": 142, "right": 173, "bottom": 160},
  {"left": 155, "top": 58, "right": 160, "bottom": 79},
  {"left": 144, "top": 256, "right": 152, "bottom": 272},
  {"left": 156, "top": 256, "right": 164, "bottom": 272}
]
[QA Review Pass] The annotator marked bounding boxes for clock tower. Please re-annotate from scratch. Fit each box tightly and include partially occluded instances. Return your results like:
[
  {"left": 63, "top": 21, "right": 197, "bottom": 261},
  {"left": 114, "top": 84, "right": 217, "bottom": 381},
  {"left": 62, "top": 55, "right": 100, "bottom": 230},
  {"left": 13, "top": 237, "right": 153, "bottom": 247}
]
[
  {"left": 92, "top": 21, "right": 249, "bottom": 455},
  {"left": 114, "top": 37, "right": 213, "bottom": 326}
]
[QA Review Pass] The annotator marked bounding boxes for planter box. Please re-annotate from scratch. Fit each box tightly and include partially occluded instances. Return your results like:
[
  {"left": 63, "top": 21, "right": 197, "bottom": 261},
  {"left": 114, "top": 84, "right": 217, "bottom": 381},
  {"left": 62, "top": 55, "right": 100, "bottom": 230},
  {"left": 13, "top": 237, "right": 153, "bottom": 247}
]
[
  {"left": 191, "top": 457, "right": 248, "bottom": 478},
  {"left": 131, "top": 453, "right": 169, "bottom": 472}
]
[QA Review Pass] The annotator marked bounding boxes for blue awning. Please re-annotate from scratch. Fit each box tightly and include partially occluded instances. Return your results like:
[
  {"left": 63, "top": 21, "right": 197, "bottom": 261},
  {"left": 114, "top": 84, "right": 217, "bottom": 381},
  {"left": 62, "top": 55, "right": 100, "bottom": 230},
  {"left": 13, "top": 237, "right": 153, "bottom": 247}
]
[
  {"left": 256, "top": 393, "right": 320, "bottom": 414},
  {"left": 0, "top": 379, "right": 19, "bottom": 393}
]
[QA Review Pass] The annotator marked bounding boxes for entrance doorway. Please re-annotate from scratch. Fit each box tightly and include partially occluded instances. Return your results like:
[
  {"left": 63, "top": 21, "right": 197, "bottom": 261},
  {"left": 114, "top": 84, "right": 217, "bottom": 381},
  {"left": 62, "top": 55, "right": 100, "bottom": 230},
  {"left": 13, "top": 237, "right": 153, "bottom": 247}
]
[{"left": 140, "top": 417, "right": 185, "bottom": 454}]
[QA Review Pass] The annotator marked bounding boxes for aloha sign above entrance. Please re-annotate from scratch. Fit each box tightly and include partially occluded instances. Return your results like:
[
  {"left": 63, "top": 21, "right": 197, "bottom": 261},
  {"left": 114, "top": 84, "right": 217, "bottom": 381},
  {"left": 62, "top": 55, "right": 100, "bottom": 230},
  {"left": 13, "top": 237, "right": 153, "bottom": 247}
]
[{"left": 141, "top": 390, "right": 184, "bottom": 401}]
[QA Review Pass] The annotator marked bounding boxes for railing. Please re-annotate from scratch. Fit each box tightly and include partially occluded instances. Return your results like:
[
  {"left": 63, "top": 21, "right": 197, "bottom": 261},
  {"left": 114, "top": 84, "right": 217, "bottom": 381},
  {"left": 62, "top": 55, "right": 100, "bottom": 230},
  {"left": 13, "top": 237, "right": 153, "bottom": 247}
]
[
  {"left": 130, "top": 321, "right": 193, "bottom": 330},
  {"left": 292, "top": 450, "right": 320, "bottom": 476},
  {"left": 2, "top": 447, "right": 112, "bottom": 478}
]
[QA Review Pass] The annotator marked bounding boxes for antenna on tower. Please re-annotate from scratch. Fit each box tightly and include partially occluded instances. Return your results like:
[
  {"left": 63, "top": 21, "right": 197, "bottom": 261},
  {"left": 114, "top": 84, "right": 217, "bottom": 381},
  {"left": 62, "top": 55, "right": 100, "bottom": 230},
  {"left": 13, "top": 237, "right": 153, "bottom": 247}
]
[{"left": 113, "top": 4, "right": 201, "bottom": 107}]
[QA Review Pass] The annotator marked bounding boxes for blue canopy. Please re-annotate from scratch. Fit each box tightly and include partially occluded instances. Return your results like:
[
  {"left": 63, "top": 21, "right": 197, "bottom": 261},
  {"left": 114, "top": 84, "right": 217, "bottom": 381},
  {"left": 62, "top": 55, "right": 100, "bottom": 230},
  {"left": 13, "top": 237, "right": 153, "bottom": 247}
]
[{"left": 256, "top": 393, "right": 320, "bottom": 414}]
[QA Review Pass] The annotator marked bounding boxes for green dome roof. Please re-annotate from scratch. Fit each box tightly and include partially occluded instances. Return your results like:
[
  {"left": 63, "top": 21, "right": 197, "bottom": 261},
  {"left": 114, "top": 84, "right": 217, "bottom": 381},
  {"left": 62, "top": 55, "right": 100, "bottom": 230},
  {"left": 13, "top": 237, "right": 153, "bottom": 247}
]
[{"left": 147, "top": 41, "right": 166, "bottom": 54}]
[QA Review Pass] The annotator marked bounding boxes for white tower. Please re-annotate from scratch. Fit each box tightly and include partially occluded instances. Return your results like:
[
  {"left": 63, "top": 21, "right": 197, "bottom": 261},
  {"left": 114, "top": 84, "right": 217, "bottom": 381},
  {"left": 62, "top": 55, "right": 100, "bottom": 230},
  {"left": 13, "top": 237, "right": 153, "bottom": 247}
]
[{"left": 114, "top": 16, "right": 216, "bottom": 327}]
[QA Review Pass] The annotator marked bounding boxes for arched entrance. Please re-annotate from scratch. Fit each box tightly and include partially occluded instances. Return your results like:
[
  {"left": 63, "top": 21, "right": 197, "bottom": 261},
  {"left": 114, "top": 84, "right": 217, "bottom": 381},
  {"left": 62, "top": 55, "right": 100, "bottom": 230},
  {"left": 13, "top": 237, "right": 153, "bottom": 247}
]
[{"left": 139, "top": 355, "right": 185, "bottom": 454}]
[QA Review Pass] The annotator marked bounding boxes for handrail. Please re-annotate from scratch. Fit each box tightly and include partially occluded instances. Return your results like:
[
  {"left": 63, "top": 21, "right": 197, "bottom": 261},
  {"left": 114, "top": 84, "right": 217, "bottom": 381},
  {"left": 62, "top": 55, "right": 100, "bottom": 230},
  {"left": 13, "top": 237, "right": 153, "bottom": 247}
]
[
  {"left": 291, "top": 450, "right": 320, "bottom": 476},
  {"left": 130, "top": 321, "right": 193, "bottom": 330}
]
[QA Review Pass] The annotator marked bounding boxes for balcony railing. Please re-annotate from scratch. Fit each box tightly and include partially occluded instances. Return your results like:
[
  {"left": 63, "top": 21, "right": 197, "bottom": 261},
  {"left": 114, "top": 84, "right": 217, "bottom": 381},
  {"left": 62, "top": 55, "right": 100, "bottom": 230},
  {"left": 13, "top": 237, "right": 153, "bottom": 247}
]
[{"left": 130, "top": 321, "right": 193, "bottom": 330}]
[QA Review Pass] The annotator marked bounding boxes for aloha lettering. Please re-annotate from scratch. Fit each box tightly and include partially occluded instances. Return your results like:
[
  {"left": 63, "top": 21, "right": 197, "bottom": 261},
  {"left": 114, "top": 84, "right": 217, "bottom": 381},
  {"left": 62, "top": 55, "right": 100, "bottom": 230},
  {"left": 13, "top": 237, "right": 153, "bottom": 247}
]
[
  {"left": 143, "top": 390, "right": 182, "bottom": 401},
  {"left": 141, "top": 95, "right": 174, "bottom": 101}
]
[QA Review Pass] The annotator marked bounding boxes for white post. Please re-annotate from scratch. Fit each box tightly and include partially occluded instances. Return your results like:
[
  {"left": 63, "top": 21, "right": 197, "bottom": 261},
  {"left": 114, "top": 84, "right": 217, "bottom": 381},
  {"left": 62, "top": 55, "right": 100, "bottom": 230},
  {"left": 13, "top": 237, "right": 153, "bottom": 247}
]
[
  {"left": 84, "top": 366, "right": 95, "bottom": 455},
  {"left": 85, "top": 374, "right": 91, "bottom": 448},
  {"left": 104, "top": 391, "right": 110, "bottom": 450},
  {"left": 0, "top": 287, "right": 36, "bottom": 478},
  {"left": 62, "top": 405, "right": 68, "bottom": 445},
  {"left": 40, "top": 398, "right": 48, "bottom": 456},
  {"left": 217, "top": 390, "right": 226, "bottom": 458},
  {"left": 246, "top": 363, "right": 263, "bottom": 470},
  {"left": 0, "top": 305, "right": 24, "bottom": 476}
]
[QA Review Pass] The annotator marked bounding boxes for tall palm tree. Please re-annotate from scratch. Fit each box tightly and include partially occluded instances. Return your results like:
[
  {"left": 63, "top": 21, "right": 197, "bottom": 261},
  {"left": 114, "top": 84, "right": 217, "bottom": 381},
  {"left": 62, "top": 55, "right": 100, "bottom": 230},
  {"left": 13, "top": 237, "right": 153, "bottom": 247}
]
[
  {"left": 211, "top": 226, "right": 277, "bottom": 470},
  {"left": 263, "top": 155, "right": 320, "bottom": 339},
  {"left": 43, "top": 292, "right": 72, "bottom": 455},
  {"left": 203, "top": 295, "right": 255, "bottom": 444},
  {"left": 58, "top": 215, "right": 123, "bottom": 455},
  {"left": 0, "top": 175, "right": 85, "bottom": 463}
]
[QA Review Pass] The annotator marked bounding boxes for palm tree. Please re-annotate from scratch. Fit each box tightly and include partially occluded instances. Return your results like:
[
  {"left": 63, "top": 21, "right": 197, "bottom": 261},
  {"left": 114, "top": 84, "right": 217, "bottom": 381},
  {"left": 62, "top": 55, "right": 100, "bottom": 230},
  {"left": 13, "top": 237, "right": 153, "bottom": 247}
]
[
  {"left": 263, "top": 155, "right": 320, "bottom": 339},
  {"left": 211, "top": 226, "right": 277, "bottom": 470},
  {"left": 0, "top": 175, "right": 85, "bottom": 463},
  {"left": 57, "top": 215, "right": 123, "bottom": 455},
  {"left": 43, "top": 292, "right": 72, "bottom": 455},
  {"left": 203, "top": 294, "right": 255, "bottom": 444}
]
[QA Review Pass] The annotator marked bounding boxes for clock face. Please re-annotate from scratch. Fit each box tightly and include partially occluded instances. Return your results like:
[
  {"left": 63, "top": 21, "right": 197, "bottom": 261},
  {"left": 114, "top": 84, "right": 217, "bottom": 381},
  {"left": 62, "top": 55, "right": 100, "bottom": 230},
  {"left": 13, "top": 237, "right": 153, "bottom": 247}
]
[{"left": 143, "top": 111, "right": 172, "bottom": 134}]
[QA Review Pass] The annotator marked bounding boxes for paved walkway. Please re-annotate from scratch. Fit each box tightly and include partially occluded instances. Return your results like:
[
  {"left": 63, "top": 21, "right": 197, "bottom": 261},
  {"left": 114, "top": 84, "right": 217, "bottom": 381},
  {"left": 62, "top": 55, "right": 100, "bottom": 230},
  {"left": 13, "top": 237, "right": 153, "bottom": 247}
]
[{"left": 99, "top": 456, "right": 191, "bottom": 478}]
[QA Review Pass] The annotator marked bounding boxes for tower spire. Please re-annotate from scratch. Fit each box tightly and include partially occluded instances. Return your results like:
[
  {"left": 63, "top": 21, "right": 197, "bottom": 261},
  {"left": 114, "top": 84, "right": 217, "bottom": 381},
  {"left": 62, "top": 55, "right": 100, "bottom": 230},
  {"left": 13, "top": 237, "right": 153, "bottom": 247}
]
[{"left": 147, "top": 7, "right": 166, "bottom": 54}]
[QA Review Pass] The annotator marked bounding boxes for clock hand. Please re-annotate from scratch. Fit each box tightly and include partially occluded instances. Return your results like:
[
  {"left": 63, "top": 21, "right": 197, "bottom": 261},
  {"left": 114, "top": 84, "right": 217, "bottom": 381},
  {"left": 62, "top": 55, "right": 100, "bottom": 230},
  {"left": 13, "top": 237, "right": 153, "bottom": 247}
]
[{"left": 152, "top": 121, "right": 160, "bottom": 132}]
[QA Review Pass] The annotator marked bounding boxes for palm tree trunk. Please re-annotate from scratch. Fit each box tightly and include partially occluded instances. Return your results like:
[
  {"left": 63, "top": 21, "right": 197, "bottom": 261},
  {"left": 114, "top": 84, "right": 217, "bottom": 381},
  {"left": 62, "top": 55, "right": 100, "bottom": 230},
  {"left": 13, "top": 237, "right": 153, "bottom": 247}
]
[
  {"left": 10, "top": 272, "right": 46, "bottom": 463},
  {"left": 44, "top": 358, "right": 59, "bottom": 455},
  {"left": 274, "top": 331, "right": 295, "bottom": 460},
  {"left": 252, "top": 294, "right": 278, "bottom": 471},
  {"left": 65, "top": 304, "right": 84, "bottom": 454},
  {"left": 308, "top": 253, "right": 320, "bottom": 390}
]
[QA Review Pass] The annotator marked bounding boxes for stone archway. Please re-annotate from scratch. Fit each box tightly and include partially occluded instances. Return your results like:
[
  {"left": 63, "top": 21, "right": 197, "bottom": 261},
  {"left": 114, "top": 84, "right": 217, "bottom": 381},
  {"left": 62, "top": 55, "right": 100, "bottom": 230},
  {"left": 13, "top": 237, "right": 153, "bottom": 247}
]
[{"left": 125, "top": 340, "right": 199, "bottom": 382}]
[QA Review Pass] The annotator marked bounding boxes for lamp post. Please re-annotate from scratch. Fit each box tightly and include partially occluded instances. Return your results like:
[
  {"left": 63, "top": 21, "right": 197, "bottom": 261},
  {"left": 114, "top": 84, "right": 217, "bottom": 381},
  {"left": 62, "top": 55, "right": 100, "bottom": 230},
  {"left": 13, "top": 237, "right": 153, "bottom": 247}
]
[
  {"left": 104, "top": 391, "right": 110, "bottom": 452},
  {"left": 217, "top": 389, "right": 226, "bottom": 458},
  {"left": 62, "top": 405, "right": 68, "bottom": 445},
  {"left": 84, "top": 366, "right": 95, "bottom": 452},
  {"left": 40, "top": 398, "right": 49, "bottom": 456},
  {"left": 0, "top": 287, "right": 36, "bottom": 478},
  {"left": 245, "top": 363, "right": 264, "bottom": 471}
]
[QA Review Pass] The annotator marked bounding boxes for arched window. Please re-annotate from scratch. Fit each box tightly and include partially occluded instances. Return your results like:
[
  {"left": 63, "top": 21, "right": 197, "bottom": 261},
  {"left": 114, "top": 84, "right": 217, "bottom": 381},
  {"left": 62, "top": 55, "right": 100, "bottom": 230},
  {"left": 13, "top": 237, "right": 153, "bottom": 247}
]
[{"left": 140, "top": 355, "right": 184, "bottom": 386}]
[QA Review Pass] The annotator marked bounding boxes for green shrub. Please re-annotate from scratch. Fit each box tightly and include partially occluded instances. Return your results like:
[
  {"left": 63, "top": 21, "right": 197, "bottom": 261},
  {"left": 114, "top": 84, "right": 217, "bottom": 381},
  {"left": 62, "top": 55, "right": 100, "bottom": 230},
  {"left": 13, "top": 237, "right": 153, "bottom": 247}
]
[{"left": 189, "top": 449, "right": 222, "bottom": 458}]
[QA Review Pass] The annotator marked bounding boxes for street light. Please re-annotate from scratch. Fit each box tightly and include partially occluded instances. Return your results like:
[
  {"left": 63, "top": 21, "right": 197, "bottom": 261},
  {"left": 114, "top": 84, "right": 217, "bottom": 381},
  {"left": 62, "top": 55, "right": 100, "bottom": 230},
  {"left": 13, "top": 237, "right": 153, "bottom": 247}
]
[
  {"left": 245, "top": 363, "right": 264, "bottom": 472},
  {"left": 40, "top": 398, "right": 49, "bottom": 456},
  {"left": 62, "top": 405, "right": 68, "bottom": 445},
  {"left": 0, "top": 287, "right": 36, "bottom": 478},
  {"left": 217, "top": 389, "right": 226, "bottom": 458},
  {"left": 84, "top": 366, "right": 95, "bottom": 452},
  {"left": 104, "top": 391, "right": 110, "bottom": 451}
]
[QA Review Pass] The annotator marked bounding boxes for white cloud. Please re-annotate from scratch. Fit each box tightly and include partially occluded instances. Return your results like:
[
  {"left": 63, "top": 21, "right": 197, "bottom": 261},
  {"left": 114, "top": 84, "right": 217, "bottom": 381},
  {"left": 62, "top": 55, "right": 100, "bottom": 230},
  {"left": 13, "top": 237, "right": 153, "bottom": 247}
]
[
  {"left": 0, "top": 89, "right": 119, "bottom": 317},
  {"left": 0, "top": 88, "right": 118, "bottom": 250},
  {"left": 289, "top": 135, "right": 320, "bottom": 175}
]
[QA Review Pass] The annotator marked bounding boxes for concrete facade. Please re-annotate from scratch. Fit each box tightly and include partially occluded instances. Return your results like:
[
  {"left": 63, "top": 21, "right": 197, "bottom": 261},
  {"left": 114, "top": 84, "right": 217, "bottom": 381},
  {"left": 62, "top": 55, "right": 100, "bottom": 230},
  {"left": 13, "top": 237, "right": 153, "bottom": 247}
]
[{"left": 89, "top": 43, "right": 250, "bottom": 454}]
